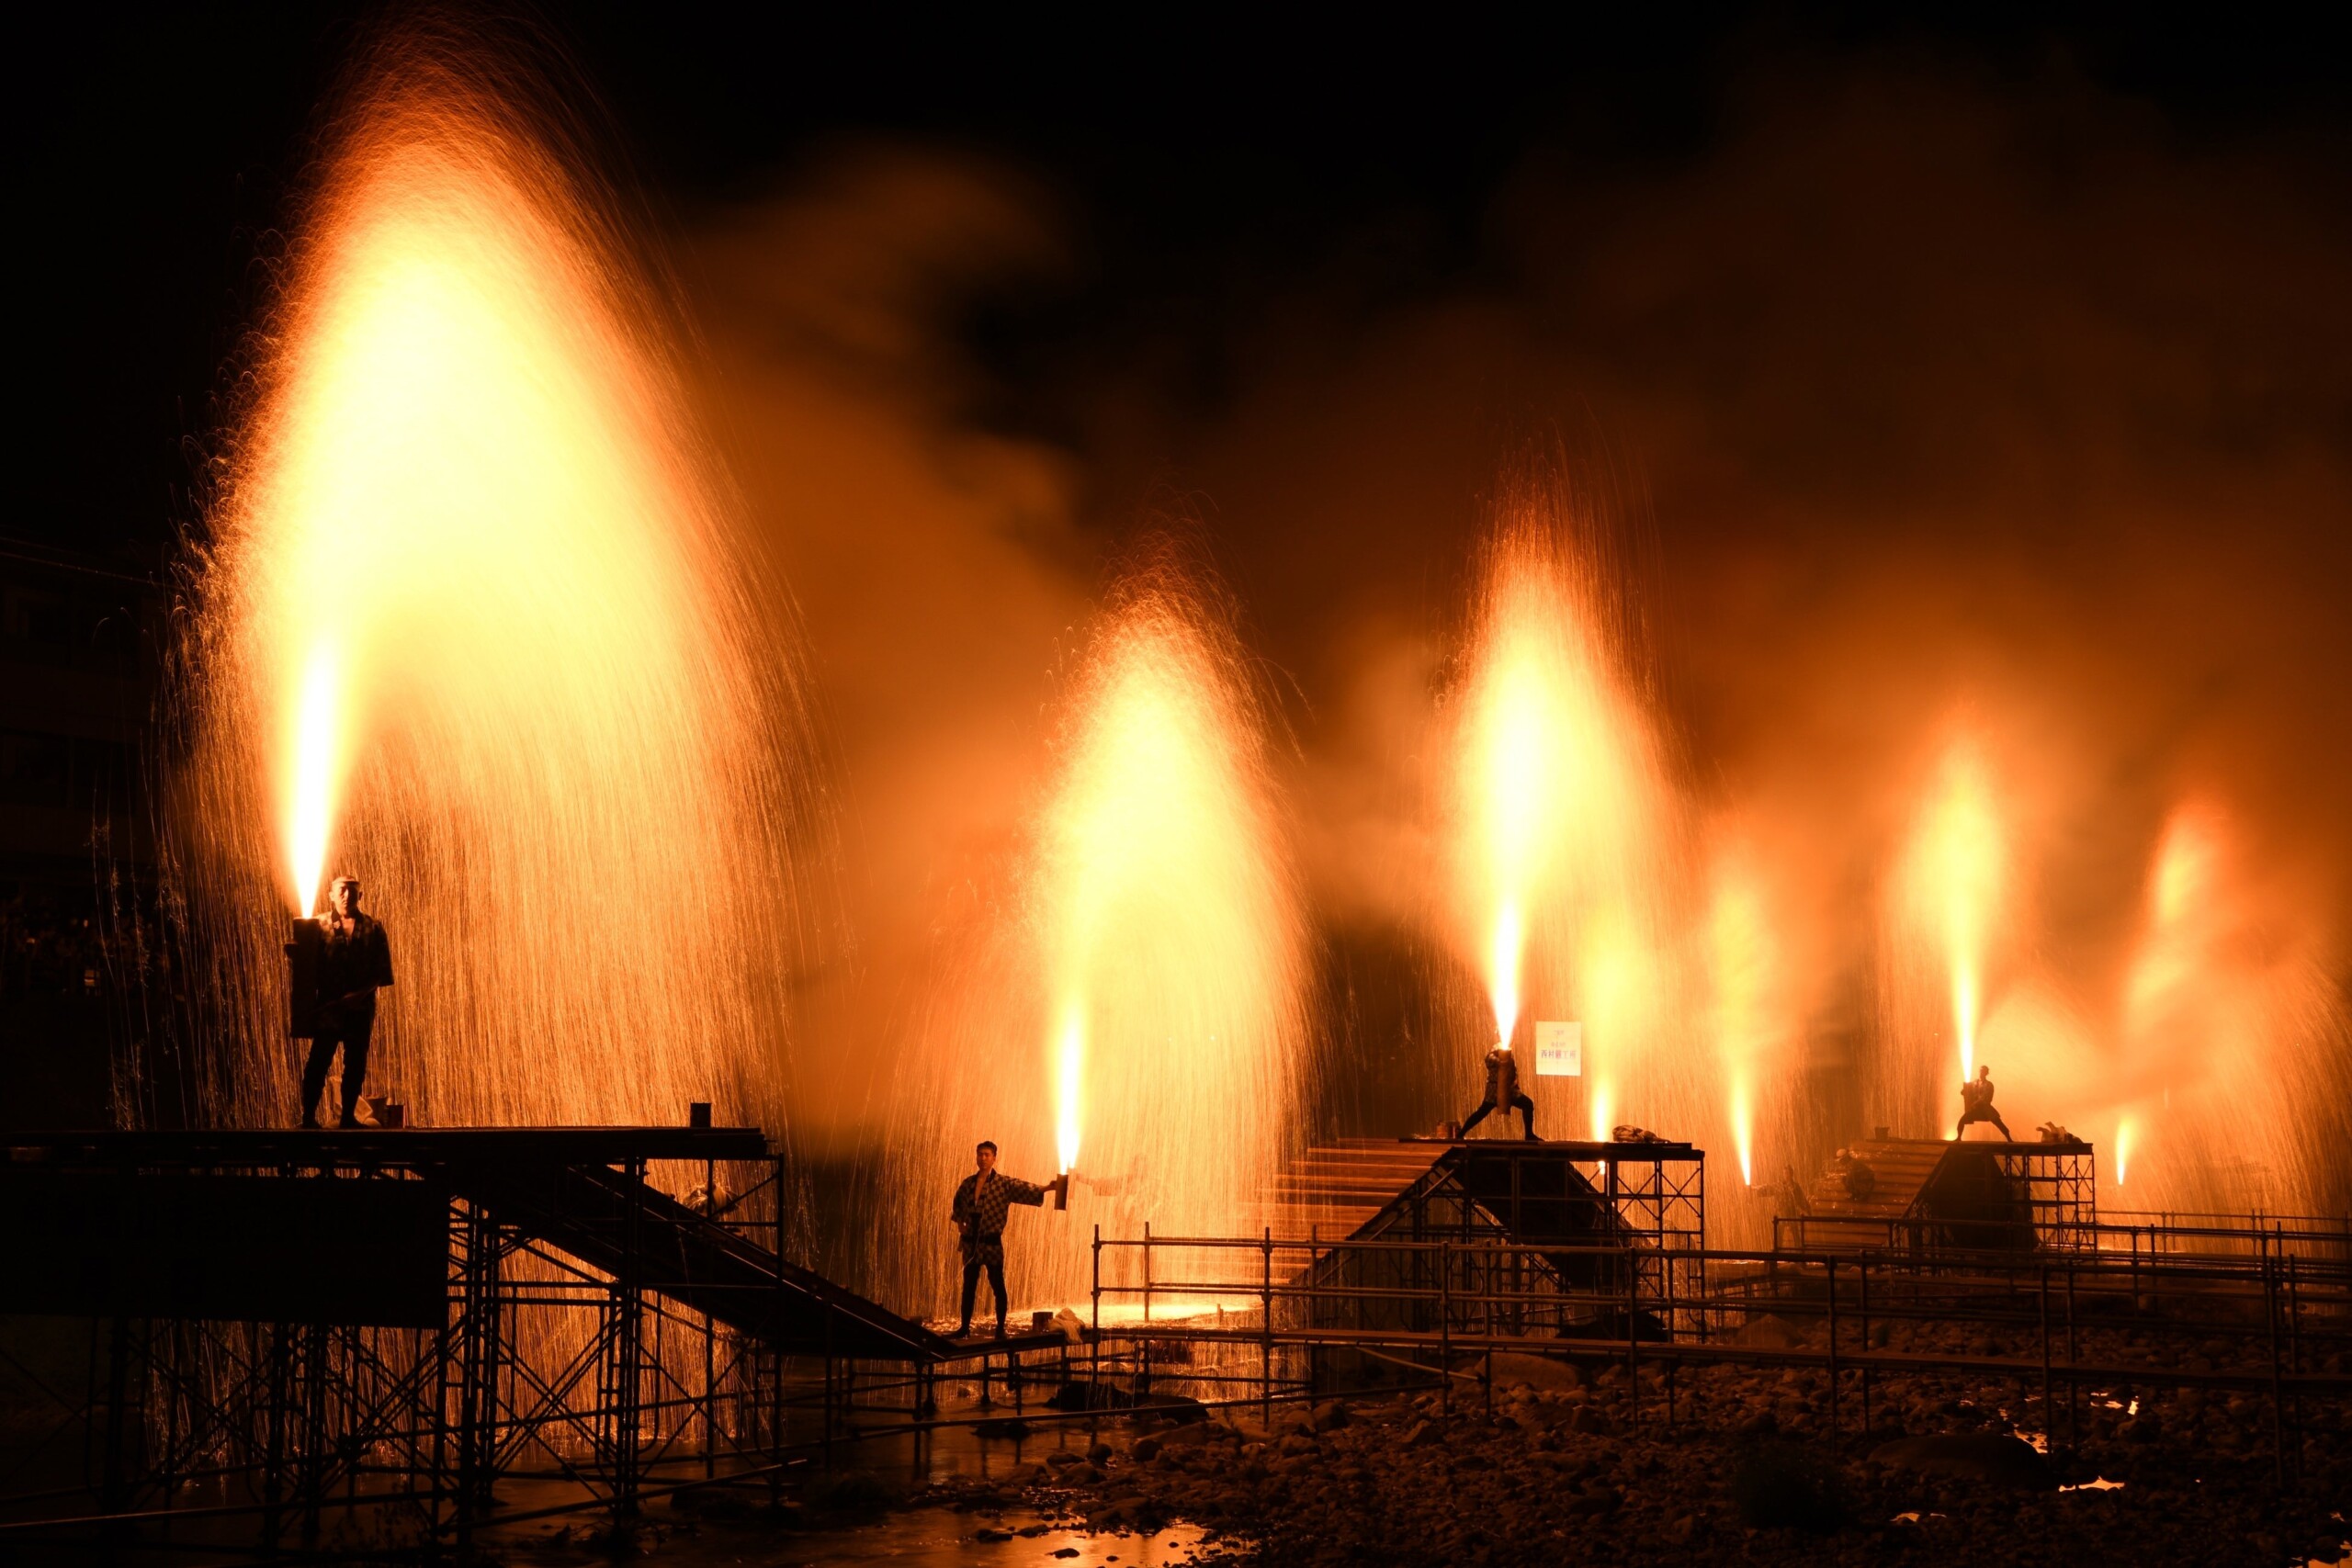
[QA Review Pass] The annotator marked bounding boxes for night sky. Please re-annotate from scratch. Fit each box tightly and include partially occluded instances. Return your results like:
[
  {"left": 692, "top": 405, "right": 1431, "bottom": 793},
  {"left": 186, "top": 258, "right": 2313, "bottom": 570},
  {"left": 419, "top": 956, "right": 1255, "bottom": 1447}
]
[{"left": 25, "top": 6, "right": 2347, "bottom": 558}]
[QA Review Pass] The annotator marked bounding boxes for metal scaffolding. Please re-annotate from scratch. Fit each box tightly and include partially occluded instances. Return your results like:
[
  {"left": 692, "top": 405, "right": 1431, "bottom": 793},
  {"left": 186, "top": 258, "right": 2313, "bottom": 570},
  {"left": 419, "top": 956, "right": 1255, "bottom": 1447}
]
[{"left": 0, "top": 1127, "right": 1055, "bottom": 1557}]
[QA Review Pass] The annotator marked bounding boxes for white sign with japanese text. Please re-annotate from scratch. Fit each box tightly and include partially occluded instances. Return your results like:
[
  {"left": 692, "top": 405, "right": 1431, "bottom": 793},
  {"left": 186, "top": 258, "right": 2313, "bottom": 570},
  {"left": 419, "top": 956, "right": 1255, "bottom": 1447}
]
[{"left": 1534, "top": 1021, "right": 1582, "bottom": 1077}]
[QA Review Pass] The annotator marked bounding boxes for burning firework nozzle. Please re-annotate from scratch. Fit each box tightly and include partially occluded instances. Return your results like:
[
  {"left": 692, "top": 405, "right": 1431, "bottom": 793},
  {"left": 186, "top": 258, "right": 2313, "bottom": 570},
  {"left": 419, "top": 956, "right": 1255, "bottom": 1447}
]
[
  {"left": 285, "top": 916, "right": 325, "bottom": 1040},
  {"left": 1052, "top": 1172, "right": 1070, "bottom": 1211}
]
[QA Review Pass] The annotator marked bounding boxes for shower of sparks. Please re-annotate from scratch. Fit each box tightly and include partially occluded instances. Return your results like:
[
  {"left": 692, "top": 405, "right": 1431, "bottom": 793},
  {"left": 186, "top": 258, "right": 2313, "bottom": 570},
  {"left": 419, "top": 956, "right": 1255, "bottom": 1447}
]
[
  {"left": 1453, "top": 510, "right": 1672, "bottom": 1147},
  {"left": 186, "top": 44, "right": 802, "bottom": 1130},
  {"left": 891, "top": 560, "right": 1311, "bottom": 1308}
]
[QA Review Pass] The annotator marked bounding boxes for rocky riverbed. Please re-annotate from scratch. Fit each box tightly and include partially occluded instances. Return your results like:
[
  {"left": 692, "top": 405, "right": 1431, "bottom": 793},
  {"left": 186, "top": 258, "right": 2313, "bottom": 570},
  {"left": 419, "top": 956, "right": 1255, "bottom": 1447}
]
[{"left": 899, "top": 1342, "right": 2348, "bottom": 1566}]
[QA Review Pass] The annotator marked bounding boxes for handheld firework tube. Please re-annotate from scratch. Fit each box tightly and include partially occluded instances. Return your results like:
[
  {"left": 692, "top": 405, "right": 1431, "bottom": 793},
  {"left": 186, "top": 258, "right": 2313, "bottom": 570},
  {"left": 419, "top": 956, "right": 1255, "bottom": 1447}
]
[
  {"left": 1052, "top": 1172, "right": 1070, "bottom": 1211},
  {"left": 285, "top": 917, "right": 326, "bottom": 1040}
]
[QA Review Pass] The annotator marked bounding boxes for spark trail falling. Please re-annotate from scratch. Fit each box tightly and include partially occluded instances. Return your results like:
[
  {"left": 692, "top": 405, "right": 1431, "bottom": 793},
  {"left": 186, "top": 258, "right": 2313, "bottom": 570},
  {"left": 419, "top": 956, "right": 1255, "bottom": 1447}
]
[
  {"left": 894, "top": 555, "right": 1308, "bottom": 1313},
  {"left": 170, "top": 36, "right": 810, "bottom": 1131}
]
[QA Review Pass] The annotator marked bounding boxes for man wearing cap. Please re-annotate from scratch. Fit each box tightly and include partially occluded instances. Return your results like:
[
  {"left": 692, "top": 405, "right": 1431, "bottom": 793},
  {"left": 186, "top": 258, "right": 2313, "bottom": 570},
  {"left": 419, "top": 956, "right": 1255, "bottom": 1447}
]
[{"left": 302, "top": 874, "right": 395, "bottom": 1129}]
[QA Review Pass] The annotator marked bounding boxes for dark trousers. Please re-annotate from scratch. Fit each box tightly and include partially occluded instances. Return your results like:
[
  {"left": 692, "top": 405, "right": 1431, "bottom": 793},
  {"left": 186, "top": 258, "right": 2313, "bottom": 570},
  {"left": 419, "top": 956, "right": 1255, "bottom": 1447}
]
[
  {"left": 1956, "top": 1106, "right": 2012, "bottom": 1139},
  {"left": 301, "top": 1015, "right": 374, "bottom": 1124},
  {"left": 958, "top": 1256, "right": 1008, "bottom": 1330},
  {"left": 1461, "top": 1091, "right": 1537, "bottom": 1138}
]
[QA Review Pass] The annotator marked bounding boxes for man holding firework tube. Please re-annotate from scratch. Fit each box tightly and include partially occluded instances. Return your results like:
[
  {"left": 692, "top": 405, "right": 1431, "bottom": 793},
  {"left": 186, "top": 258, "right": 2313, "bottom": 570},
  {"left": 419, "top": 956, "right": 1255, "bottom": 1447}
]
[
  {"left": 949, "top": 1140, "right": 1068, "bottom": 1338},
  {"left": 300, "top": 875, "right": 394, "bottom": 1129}
]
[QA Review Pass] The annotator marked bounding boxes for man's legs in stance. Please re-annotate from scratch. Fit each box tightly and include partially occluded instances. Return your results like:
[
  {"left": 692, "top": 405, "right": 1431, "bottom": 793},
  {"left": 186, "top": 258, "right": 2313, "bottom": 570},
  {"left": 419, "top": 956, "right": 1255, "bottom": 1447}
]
[
  {"left": 1954, "top": 1106, "right": 2016, "bottom": 1140},
  {"left": 1458, "top": 1097, "right": 1498, "bottom": 1135},
  {"left": 300, "top": 1037, "right": 340, "bottom": 1129},
  {"left": 985, "top": 1258, "right": 1009, "bottom": 1337},
  {"left": 1511, "top": 1091, "right": 1539, "bottom": 1140},
  {"left": 957, "top": 1258, "right": 982, "bottom": 1337},
  {"left": 336, "top": 1019, "right": 374, "bottom": 1128}
]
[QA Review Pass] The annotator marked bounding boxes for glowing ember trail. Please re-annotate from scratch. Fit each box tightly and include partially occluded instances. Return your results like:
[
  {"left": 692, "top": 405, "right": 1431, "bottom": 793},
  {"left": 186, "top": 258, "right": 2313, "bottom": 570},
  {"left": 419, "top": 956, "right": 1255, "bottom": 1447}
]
[
  {"left": 1708, "top": 848, "right": 1778, "bottom": 1188},
  {"left": 1883, "top": 728, "right": 2007, "bottom": 1134},
  {"left": 176, "top": 41, "right": 807, "bottom": 1130},
  {"left": 1730, "top": 1086, "right": 1753, "bottom": 1186},
  {"left": 2114, "top": 1116, "right": 2133, "bottom": 1188},
  {"left": 1925, "top": 740, "right": 2002, "bottom": 1082},
  {"left": 1469, "top": 631, "right": 1552, "bottom": 1046},
  {"left": 1488, "top": 902, "right": 1524, "bottom": 1045},
  {"left": 1055, "top": 1009, "right": 1083, "bottom": 1176},
  {"left": 285, "top": 643, "right": 341, "bottom": 915}
]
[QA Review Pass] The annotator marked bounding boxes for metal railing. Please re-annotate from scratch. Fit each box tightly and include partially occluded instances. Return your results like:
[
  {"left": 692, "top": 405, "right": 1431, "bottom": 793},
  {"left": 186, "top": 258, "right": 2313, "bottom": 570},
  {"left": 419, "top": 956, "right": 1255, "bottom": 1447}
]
[{"left": 1081, "top": 1220, "right": 2350, "bottom": 1478}]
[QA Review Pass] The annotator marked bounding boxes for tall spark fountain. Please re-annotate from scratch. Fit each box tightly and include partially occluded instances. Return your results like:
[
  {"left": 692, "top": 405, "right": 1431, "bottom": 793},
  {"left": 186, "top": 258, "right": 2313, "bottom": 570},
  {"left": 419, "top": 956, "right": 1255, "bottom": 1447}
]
[
  {"left": 889, "top": 553, "right": 1309, "bottom": 1315},
  {"left": 1879, "top": 728, "right": 2007, "bottom": 1141},
  {"left": 1429, "top": 480, "right": 2352, "bottom": 1235},
  {"left": 166, "top": 36, "right": 813, "bottom": 1133},
  {"left": 1444, "top": 491, "right": 1704, "bottom": 1149},
  {"left": 2109, "top": 798, "right": 2350, "bottom": 1214},
  {"left": 1704, "top": 830, "right": 1795, "bottom": 1192}
]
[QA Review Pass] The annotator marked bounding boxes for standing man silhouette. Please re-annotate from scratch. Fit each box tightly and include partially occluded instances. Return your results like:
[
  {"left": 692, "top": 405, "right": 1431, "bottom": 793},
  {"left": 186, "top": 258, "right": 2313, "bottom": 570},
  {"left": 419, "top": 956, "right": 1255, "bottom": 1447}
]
[
  {"left": 949, "top": 1141, "right": 1064, "bottom": 1338},
  {"left": 1954, "top": 1064, "right": 2013, "bottom": 1140},
  {"left": 1459, "top": 1041, "right": 1539, "bottom": 1140},
  {"left": 301, "top": 875, "right": 394, "bottom": 1129}
]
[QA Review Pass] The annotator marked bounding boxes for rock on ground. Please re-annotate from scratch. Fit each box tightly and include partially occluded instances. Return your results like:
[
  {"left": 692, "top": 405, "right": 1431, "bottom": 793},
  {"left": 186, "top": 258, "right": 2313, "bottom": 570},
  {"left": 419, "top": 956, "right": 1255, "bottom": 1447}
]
[{"left": 903, "top": 1347, "right": 2348, "bottom": 1567}]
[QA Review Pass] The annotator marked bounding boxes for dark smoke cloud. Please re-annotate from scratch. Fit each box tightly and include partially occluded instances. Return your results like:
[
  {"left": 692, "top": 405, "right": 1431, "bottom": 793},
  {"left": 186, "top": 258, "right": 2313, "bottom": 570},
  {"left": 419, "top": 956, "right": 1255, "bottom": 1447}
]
[
  {"left": 682, "top": 56, "right": 2350, "bottom": 1199},
  {"left": 678, "top": 147, "right": 1093, "bottom": 1151}
]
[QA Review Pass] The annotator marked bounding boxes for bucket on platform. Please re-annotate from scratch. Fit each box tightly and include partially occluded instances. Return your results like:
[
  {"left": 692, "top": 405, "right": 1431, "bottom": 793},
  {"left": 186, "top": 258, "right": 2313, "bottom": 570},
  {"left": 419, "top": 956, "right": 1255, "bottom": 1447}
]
[{"left": 688, "top": 1101, "right": 712, "bottom": 1130}]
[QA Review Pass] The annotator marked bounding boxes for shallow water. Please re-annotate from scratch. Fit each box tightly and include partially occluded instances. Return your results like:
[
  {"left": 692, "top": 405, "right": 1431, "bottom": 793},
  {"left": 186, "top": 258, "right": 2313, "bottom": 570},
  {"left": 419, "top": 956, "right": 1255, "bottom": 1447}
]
[
  {"left": 547, "top": 1506, "right": 1227, "bottom": 1568},
  {"left": 481, "top": 1388, "right": 1242, "bottom": 1568}
]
